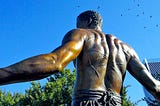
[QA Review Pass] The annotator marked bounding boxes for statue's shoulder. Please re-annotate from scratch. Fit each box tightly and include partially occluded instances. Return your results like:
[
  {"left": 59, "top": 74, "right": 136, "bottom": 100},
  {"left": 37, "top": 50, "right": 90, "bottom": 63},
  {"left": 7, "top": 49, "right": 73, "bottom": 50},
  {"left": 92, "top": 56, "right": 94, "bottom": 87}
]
[
  {"left": 66, "top": 28, "right": 88, "bottom": 35},
  {"left": 105, "top": 33, "right": 134, "bottom": 56},
  {"left": 62, "top": 28, "right": 88, "bottom": 44}
]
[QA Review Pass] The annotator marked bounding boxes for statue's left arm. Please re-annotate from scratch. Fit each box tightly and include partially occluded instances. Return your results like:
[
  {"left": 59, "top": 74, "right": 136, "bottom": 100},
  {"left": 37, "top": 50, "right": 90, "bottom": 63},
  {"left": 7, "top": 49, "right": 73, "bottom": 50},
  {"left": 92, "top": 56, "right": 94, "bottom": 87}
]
[{"left": 0, "top": 29, "right": 86, "bottom": 85}]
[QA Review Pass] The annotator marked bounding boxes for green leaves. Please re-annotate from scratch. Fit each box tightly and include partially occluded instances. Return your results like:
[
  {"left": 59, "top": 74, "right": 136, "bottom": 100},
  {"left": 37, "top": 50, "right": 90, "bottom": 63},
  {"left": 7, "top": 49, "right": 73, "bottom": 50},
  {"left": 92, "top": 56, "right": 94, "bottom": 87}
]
[
  {"left": 122, "top": 85, "right": 133, "bottom": 106},
  {"left": 0, "top": 90, "right": 24, "bottom": 106}
]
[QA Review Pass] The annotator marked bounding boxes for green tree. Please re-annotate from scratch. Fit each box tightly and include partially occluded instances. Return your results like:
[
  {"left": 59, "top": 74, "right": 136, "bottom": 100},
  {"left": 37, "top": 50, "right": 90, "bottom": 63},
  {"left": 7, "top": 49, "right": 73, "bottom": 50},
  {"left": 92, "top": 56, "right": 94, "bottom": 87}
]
[
  {"left": 0, "top": 90, "right": 24, "bottom": 106},
  {"left": 122, "top": 85, "right": 133, "bottom": 106},
  {"left": 18, "top": 68, "right": 76, "bottom": 106}
]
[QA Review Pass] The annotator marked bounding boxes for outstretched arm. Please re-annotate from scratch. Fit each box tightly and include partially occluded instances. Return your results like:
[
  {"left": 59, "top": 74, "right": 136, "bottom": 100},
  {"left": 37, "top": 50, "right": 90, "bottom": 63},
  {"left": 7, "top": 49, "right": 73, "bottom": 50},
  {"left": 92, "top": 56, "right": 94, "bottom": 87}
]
[
  {"left": 127, "top": 49, "right": 160, "bottom": 100},
  {"left": 0, "top": 29, "right": 85, "bottom": 85}
]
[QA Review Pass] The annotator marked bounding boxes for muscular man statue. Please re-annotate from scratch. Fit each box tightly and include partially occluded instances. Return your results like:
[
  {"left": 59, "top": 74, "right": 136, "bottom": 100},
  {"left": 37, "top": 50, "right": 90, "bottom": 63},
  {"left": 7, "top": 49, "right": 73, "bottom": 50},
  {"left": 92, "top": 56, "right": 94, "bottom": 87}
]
[{"left": 0, "top": 10, "right": 160, "bottom": 106}]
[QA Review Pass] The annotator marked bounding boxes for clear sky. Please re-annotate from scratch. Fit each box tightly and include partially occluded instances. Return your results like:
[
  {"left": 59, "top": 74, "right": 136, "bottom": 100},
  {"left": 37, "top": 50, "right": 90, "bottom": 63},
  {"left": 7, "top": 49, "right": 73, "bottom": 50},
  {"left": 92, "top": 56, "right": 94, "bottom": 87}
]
[{"left": 0, "top": 0, "right": 160, "bottom": 105}]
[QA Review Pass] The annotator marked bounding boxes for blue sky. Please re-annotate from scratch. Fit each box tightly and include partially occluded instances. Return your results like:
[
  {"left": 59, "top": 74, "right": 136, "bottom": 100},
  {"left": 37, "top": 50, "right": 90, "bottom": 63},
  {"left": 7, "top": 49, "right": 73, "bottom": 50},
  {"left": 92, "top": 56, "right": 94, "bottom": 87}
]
[{"left": 0, "top": 0, "right": 160, "bottom": 105}]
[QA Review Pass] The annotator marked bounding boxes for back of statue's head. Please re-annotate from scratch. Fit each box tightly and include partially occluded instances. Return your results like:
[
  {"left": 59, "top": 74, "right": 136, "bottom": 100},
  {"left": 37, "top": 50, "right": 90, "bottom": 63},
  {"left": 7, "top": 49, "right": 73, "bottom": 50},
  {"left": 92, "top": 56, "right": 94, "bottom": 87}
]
[{"left": 76, "top": 10, "right": 102, "bottom": 29}]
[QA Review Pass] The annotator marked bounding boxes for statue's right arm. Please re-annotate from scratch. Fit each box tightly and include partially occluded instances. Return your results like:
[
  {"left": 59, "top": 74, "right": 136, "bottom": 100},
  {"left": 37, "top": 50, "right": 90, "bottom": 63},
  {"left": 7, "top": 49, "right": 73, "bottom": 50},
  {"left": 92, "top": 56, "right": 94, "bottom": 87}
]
[
  {"left": 0, "top": 29, "right": 86, "bottom": 85},
  {"left": 125, "top": 45, "right": 160, "bottom": 100}
]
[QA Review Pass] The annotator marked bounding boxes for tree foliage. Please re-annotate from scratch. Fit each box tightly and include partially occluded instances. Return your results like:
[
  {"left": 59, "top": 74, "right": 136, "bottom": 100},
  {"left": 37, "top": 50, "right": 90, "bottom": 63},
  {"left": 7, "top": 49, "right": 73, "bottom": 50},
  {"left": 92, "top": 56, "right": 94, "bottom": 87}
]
[
  {"left": 0, "top": 68, "right": 134, "bottom": 106},
  {"left": 122, "top": 85, "right": 133, "bottom": 106}
]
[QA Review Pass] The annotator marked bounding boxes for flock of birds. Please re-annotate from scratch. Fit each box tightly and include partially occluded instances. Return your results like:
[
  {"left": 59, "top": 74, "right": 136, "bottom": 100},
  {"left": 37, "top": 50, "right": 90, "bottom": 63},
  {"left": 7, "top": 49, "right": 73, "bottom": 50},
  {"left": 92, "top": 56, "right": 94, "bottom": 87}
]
[{"left": 76, "top": 1, "right": 159, "bottom": 30}]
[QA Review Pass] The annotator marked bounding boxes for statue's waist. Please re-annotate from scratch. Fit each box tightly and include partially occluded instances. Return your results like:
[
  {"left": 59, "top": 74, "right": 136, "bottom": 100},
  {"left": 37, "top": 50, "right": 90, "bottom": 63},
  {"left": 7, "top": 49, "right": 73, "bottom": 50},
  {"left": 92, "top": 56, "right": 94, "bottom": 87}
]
[{"left": 72, "top": 89, "right": 121, "bottom": 102}]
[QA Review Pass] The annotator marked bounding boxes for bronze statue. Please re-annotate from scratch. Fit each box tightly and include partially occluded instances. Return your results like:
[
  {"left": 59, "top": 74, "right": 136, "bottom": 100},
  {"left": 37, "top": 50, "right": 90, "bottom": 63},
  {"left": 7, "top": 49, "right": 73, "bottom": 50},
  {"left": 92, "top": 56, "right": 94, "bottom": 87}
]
[{"left": 0, "top": 10, "right": 159, "bottom": 106}]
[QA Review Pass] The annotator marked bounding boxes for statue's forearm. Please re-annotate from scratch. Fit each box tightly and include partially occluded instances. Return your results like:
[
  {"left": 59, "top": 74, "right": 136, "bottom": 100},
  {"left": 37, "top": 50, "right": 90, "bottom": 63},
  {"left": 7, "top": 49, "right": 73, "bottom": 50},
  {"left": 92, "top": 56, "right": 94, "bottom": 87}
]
[{"left": 0, "top": 54, "right": 60, "bottom": 85}]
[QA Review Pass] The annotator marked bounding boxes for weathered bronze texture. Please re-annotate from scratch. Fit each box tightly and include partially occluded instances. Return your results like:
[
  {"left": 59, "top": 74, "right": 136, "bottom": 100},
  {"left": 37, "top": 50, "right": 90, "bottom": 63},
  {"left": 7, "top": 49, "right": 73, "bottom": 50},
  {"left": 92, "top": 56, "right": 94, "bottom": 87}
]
[{"left": 0, "top": 10, "right": 159, "bottom": 105}]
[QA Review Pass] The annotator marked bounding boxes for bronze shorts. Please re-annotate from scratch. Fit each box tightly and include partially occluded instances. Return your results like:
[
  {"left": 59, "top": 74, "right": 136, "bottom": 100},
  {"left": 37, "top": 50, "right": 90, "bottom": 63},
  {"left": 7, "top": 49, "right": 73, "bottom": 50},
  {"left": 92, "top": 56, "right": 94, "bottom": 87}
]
[{"left": 72, "top": 89, "right": 122, "bottom": 106}]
